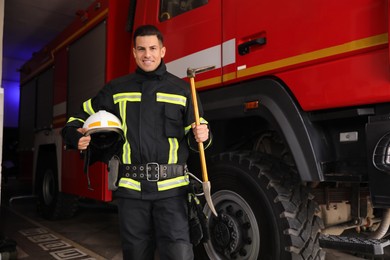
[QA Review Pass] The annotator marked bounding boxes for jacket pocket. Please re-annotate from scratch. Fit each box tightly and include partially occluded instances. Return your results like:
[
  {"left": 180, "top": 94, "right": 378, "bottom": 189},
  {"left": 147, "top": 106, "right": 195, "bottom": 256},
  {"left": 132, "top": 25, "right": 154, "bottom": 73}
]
[{"left": 164, "top": 104, "right": 184, "bottom": 138}]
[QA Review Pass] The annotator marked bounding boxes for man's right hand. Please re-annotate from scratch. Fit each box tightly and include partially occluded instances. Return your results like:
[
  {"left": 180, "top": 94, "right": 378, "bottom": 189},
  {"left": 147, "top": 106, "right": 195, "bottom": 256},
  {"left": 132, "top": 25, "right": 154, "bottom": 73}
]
[{"left": 77, "top": 128, "right": 91, "bottom": 150}]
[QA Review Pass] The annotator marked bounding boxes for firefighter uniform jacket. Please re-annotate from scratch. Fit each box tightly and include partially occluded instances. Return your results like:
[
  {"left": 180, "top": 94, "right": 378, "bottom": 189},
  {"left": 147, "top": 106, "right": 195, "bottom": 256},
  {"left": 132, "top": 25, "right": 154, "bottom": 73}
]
[{"left": 62, "top": 61, "right": 211, "bottom": 200}]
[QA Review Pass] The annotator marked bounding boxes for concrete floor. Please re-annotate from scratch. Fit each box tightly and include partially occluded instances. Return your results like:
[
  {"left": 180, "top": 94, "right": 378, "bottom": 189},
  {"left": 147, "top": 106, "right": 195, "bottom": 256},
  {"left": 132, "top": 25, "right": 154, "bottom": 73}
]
[
  {"left": 0, "top": 176, "right": 387, "bottom": 260},
  {"left": 1, "top": 177, "right": 123, "bottom": 260}
]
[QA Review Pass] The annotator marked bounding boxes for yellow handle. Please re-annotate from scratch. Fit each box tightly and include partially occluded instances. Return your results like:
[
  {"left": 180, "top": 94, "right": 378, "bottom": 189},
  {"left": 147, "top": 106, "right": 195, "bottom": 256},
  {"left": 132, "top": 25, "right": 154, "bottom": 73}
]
[{"left": 189, "top": 77, "right": 209, "bottom": 182}]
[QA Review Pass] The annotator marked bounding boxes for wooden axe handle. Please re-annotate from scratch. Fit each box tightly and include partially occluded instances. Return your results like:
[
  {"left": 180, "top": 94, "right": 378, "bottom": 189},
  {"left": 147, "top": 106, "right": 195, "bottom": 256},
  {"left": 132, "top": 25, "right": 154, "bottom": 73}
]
[{"left": 189, "top": 77, "right": 209, "bottom": 182}]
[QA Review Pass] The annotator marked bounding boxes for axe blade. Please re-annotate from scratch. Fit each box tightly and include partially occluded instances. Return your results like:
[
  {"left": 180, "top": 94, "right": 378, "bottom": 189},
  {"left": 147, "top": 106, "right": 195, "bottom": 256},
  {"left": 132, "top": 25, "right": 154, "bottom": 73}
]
[{"left": 203, "top": 181, "right": 218, "bottom": 217}]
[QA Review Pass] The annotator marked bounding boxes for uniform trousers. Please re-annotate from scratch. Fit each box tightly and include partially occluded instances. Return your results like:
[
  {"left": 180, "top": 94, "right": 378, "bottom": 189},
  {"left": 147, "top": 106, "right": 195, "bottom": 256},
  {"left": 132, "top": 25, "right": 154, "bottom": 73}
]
[{"left": 117, "top": 195, "right": 194, "bottom": 260}]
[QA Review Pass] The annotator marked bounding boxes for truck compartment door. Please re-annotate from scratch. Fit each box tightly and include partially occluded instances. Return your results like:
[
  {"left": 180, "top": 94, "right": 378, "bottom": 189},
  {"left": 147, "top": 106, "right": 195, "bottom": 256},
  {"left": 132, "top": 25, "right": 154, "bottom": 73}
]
[
  {"left": 62, "top": 21, "right": 111, "bottom": 201},
  {"left": 36, "top": 68, "right": 54, "bottom": 130},
  {"left": 67, "top": 21, "right": 106, "bottom": 116},
  {"left": 19, "top": 80, "right": 36, "bottom": 151}
]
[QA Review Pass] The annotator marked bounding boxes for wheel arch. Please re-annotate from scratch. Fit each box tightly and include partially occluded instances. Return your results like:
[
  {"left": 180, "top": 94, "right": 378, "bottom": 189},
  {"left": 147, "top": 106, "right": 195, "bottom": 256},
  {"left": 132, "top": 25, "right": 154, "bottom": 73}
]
[{"left": 200, "top": 77, "right": 327, "bottom": 181}]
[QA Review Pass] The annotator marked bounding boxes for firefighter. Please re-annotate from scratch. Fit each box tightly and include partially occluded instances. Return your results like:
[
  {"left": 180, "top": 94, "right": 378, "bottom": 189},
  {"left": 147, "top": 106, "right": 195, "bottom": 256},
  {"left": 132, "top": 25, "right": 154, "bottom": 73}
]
[{"left": 62, "top": 25, "right": 211, "bottom": 260}]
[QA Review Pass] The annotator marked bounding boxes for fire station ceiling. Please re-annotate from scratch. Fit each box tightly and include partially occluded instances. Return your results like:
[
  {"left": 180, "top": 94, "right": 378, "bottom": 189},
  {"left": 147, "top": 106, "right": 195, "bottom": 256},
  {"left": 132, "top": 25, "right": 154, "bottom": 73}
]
[{"left": 3, "top": 0, "right": 95, "bottom": 82}]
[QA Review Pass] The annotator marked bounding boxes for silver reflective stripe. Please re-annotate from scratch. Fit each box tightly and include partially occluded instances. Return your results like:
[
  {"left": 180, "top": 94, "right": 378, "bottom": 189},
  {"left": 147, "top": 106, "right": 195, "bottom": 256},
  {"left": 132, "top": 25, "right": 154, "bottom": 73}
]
[
  {"left": 118, "top": 175, "right": 189, "bottom": 192},
  {"left": 118, "top": 100, "right": 131, "bottom": 164},
  {"left": 83, "top": 99, "right": 95, "bottom": 115},
  {"left": 168, "top": 138, "right": 178, "bottom": 164},
  {"left": 156, "top": 92, "right": 187, "bottom": 107},
  {"left": 114, "top": 92, "right": 141, "bottom": 102},
  {"left": 157, "top": 175, "right": 190, "bottom": 191},
  {"left": 113, "top": 92, "right": 142, "bottom": 164},
  {"left": 118, "top": 178, "right": 141, "bottom": 191}
]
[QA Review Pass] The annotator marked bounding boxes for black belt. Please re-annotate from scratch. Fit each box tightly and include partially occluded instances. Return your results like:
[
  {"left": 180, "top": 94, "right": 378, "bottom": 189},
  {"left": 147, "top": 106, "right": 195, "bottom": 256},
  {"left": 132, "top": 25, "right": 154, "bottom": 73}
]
[{"left": 119, "top": 163, "right": 186, "bottom": 181}]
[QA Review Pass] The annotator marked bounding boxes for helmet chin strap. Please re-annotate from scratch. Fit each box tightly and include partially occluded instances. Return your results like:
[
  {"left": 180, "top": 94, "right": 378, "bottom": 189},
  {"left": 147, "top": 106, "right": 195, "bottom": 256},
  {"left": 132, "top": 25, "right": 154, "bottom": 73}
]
[{"left": 83, "top": 146, "right": 94, "bottom": 191}]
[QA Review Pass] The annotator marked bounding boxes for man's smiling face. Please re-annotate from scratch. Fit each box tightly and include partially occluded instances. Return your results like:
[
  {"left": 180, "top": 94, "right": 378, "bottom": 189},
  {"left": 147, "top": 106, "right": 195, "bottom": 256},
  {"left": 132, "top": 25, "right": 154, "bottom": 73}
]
[{"left": 133, "top": 35, "right": 166, "bottom": 72}]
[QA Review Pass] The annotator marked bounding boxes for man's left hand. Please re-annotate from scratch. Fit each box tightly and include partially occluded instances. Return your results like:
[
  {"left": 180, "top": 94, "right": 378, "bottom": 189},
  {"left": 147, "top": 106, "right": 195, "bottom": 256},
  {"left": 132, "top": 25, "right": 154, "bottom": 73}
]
[{"left": 192, "top": 124, "right": 209, "bottom": 143}]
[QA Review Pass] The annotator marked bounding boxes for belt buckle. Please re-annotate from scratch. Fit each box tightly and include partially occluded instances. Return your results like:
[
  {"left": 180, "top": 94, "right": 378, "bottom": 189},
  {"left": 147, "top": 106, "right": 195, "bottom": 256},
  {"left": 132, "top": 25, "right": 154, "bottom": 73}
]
[{"left": 146, "top": 162, "right": 160, "bottom": 182}]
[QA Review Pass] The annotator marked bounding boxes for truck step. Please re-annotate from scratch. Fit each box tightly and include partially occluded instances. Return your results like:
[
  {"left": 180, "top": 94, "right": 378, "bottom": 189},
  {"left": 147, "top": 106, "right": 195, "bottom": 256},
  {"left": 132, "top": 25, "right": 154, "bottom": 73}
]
[{"left": 319, "top": 234, "right": 390, "bottom": 255}]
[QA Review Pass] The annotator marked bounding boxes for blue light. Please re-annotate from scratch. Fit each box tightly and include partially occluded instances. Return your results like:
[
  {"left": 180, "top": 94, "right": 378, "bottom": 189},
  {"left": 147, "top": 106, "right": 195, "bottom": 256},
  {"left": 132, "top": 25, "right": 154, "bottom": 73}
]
[{"left": 2, "top": 80, "right": 20, "bottom": 128}]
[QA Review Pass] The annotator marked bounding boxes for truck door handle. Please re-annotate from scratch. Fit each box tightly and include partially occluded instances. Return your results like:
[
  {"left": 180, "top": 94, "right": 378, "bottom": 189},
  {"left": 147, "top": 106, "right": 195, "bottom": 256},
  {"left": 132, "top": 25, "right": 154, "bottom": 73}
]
[{"left": 238, "top": 37, "right": 266, "bottom": 55}]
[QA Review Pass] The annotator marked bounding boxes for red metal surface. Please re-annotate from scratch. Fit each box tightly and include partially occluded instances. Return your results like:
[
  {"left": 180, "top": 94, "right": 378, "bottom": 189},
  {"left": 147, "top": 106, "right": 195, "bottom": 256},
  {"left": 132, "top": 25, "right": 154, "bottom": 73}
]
[
  {"left": 106, "top": 0, "right": 132, "bottom": 81},
  {"left": 53, "top": 49, "right": 67, "bottom": 105},
  {"left": 278, "top": 47, "right": 390, "bottom": 111},
  {"left": 219, "top": 0, "right": 390, "bottom": 111},
  {"left": 130, "top": 0, "right": 222, "bottom": 77},
  {"left": 61, "top": 150, "right": 112, "bottom": 201}
]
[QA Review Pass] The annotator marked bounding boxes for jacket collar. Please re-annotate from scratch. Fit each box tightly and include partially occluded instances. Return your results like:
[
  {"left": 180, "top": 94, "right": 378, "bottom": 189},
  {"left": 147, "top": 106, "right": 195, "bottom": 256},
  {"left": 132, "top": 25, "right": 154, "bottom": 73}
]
[{"left": 135, "top": 60, "right": 166, "bottom": 82}]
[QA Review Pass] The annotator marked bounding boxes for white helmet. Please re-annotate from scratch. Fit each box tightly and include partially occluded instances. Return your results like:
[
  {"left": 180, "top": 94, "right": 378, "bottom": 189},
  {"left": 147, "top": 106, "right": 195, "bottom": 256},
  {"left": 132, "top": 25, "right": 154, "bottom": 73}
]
[
  {"left": 83, "top": 110, "right": 123, "bottom": 150},
  {"left": 83, "top": 110, "right": 122, "bottom": 136}
]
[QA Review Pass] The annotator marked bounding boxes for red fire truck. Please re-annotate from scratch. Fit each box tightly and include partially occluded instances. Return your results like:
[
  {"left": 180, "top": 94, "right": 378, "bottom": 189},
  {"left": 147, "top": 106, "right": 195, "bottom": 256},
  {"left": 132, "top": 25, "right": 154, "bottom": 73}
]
[{"left": 18, "top": 0, "right": 390, "bottom": 259}]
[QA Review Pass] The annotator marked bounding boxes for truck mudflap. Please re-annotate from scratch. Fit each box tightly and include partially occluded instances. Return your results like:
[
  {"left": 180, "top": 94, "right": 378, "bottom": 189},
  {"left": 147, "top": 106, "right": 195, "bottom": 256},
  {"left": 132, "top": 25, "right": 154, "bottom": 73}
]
[
  {"left": 319, "top": 234, "right": 390, "bottom": 256},
  {"left": 366, "top": 116, "right": 390, "bottom": 208}
]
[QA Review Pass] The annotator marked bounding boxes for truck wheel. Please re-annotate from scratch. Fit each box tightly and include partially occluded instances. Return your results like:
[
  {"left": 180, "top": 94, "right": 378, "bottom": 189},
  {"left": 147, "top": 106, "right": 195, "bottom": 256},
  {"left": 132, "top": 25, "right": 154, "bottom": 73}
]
[
  {"left": 36, "top": 161, "right": 78, "bottom": 220},
  {"left": 199, "top": 151, "right": 324, "bottom": 260}
]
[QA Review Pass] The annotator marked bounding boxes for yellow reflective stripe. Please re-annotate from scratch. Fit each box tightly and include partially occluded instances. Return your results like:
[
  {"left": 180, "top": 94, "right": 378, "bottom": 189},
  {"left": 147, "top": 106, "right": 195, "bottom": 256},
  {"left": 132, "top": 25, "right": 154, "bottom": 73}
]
[
  {"left": 118, "top": 176, "right": 190, "bottom": 192},
  {"left": 112, "top": 92, "right": 143, "bottom": 164},
  {"left": 113, "top": 93, "right": 142, "bottom": 164},
  {"left": 83, "top": 99, "right": 95, "bottom": 115},
  {"left": 185, "top": 117, "right": 208, "bottom": 135},
  {"left": 184, "top": 124, "right": 192, "bottom": 135},
  {"left": 122, "top": 140, "right": 131, "bottom": 164},
  {"left": 188, "top": 193, "right": 201, "bottom": 205},
  {"left": 200, "top": 117, "right": 208, "bottom": 124},
  {"left": 168, "top": 138, "right": 179, "bottom": 164},
  {"left": 156, "top": 92, "right": 187, "bottom": 107},
  {"left": 114, "top": 92, "right": 142, "bottom": 103},
  {"left": 118, "top": 178, "right": 141, "bottom": 191},
  {"left": 67, "top": 117, "right": 85, "bottom": 124},
  {"left": 194, "top": 195, "right": 201, "bottom": 205},
  {"left": 158, "top": 175, "right": 190, "bottom": 191},
  {"left": 118, "top": 100, "right": 131, "bottom": 164}
]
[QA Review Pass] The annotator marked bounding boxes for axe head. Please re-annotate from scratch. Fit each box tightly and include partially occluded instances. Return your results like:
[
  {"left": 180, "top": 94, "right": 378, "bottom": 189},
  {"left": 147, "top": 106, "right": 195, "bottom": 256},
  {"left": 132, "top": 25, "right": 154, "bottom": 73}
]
[
  {"left": 187, "top": 65, "right": 215, "bottom": 78},
  {"left": 203, "top": 181, "right": 218, "bottom": 217}
]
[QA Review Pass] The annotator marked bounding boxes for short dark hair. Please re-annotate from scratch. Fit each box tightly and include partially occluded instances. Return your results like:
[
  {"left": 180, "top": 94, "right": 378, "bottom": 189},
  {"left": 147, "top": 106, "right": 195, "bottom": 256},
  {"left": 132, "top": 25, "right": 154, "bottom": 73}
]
[{"left": 133, "top": 25, "right": 164, "bottom": 46}]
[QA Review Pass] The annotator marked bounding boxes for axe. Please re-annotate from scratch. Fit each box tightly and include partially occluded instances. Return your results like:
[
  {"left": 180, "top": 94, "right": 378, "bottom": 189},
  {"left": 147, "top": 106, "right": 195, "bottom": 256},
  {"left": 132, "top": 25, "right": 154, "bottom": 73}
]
[{"left": 187, "top": 65, "right": 218, "bottom": 217}]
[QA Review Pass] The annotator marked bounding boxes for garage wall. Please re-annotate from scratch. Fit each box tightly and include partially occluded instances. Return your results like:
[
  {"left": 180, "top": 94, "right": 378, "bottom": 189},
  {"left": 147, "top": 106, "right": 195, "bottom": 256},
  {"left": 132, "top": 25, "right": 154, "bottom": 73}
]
[{"left": 0, "top": 0, "right": 5, "bottom": 201}]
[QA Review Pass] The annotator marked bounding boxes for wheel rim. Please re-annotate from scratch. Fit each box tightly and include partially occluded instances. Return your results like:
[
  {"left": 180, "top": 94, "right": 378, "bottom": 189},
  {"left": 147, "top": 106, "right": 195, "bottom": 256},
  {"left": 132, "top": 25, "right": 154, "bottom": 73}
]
[
  {"left": 204, "top": 190, "right": 260, "bottom": 260},
  {"left": 42, "top": 170, "right": 55, "bottom": 205}
]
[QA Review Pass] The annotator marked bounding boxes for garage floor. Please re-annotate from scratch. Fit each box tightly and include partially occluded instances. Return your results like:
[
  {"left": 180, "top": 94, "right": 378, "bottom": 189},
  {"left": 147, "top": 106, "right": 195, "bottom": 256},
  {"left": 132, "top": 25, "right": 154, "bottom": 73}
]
[
  {"left": 0, "top": 176, "right": 385, "bottom": 260},
  {"left": 1, "top": 177, "right": 122, "bottom": 260}
]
